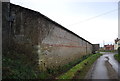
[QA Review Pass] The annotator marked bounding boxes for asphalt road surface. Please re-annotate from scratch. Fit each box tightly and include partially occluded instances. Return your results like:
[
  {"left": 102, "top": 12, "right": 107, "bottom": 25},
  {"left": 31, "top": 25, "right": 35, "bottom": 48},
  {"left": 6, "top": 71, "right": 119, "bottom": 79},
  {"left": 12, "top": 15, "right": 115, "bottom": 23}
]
[{"left": 85, "top": 52, "right": 120, "bottom": 80}]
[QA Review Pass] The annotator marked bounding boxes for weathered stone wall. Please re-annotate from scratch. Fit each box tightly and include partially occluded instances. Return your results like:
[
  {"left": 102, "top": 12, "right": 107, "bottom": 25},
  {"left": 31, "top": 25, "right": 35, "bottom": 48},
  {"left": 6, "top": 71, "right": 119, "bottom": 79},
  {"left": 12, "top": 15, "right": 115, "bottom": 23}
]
[
  {"left": 3, "top": 3, "right": 93, "bottom": 71},
  {"left": 2, "top": 2, "right": 10, "bottom": 55},
  {"left": 93, "top": 44, "right": 99, "bottom": 53}
]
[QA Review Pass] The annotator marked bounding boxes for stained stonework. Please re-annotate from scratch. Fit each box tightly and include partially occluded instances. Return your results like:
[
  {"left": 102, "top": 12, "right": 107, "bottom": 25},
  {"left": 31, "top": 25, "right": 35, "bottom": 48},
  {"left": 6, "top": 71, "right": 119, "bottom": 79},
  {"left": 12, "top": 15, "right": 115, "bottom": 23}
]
[{"left": 3, "top": 3, "right": 93, "bottom": 71}]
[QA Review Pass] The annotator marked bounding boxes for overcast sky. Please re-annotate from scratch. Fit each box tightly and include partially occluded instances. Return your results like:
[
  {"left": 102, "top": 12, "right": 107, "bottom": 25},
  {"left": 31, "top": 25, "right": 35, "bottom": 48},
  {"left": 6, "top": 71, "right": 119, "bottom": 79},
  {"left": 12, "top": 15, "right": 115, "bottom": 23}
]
[{"left": 11, "top": 0, "right": 119, "bottom": 47}]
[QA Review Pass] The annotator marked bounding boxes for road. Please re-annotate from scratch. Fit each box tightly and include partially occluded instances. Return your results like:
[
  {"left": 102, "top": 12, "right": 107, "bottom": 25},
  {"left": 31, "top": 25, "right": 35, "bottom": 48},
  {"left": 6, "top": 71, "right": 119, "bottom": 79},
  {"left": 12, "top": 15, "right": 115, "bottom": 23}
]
[{"left": 85, "top": 52, "right": 120, "bottom": 79}]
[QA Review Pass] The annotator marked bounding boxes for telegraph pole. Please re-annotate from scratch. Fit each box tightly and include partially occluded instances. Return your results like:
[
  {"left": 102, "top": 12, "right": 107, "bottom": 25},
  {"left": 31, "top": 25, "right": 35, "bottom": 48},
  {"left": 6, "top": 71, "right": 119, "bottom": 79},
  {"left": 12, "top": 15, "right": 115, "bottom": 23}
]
[{"left": 103, "top": 40, "right": 105, "bottom": 47}]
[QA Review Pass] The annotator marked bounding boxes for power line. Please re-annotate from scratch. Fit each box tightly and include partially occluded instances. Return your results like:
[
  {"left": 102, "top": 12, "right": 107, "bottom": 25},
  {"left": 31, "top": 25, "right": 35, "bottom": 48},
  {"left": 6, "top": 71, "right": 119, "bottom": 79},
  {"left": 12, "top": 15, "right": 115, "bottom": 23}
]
[{"left": 67, "top": 8, "right": 119, "bottom": 27}]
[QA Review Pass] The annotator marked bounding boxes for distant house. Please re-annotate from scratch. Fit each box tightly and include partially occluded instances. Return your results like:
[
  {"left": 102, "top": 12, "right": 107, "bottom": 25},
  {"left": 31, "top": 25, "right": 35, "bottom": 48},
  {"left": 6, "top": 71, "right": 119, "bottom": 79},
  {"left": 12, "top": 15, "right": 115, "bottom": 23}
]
[{"left": 104, "top": 44, "right": 114, "bottom": 51}]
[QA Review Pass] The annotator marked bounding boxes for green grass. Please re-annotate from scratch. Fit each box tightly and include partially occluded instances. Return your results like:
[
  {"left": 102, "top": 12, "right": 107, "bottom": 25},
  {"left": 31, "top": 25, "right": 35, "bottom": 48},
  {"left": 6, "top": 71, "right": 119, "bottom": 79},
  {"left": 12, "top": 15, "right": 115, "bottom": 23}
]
[
  {"left": 44, "top": 54, "right": 92, "bottom": 78},
  {"left": 3, "top": 57, "right": 35, "bottom": 79},
  {"left": 2, "top": 51, "right": 93, "bottom": 79},
  {"left": 118, "top": 47, "right": 120, "bottom": 55},
  {"left": 2, "top": 51, "right": 50, "bottom": 79},
  {"left": 3, "top": 50, "right": 101, "bottom": 79},
  {"left": 57, "top": 53, "right": 102, "bottom": 79},
  {"left": 99, "top": 50, "right": 116, "bottom": 52},
  {"left": 114, "top": 54, "right": 120, "bottom": 62}
]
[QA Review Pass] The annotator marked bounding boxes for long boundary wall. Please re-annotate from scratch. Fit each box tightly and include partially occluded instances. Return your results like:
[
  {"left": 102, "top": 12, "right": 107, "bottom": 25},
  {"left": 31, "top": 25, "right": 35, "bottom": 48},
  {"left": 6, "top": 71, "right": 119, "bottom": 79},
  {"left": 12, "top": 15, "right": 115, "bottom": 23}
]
[{"left": 3, "top": 3, "right": 93, "bottom": 71}]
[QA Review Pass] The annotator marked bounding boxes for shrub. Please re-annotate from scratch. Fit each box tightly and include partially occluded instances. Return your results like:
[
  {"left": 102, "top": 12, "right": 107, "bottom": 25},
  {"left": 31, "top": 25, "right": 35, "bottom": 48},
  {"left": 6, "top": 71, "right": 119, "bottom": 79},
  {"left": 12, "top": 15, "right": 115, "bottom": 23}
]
[{"left": 118, "top": 47, "right": 120, "bottom": 55}]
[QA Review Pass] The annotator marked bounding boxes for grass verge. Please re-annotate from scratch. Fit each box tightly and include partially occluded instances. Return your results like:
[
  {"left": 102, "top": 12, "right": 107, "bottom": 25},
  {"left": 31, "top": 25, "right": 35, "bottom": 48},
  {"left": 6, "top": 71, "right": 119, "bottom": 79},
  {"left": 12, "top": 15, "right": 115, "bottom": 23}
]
[
  {"left": 99, "top": 50, "right": 116, "bottom": 52},
  {"left": 57, "top": 53, "right": 102, "bottom": 79},
  {"left": 3, "top": 50, "right": 101, "bottom": 79},
  {"left": 2, "top": 51, "right": 93, "bottom": 79},
  {"left": 2, "top": 51, "right": 48, "bottom": 79},
  {"left": 114, "top": 54, "right": 120, "bottom": 62},
  {"left": 48, "top": 54, "right": 92, "bottom": 77}
]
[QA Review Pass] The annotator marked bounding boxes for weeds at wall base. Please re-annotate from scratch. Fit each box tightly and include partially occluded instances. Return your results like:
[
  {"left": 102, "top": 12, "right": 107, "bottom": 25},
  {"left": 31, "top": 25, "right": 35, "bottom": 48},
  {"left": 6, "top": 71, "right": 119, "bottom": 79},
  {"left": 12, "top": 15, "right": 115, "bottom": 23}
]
[
  {"left": 3, "top": 50, "right": 94, "bottom": 79},
  {"left": 114, "top": 47, "right": 120, "bottom": 63},
  {"left": 57, "top": 53, "right": 102, "bottom": 79},
  {"left": 44, "top": 54, "right": 92, "bottom": 78},
  {"left": 2, "top": 51, "right": 40, "bottom": 79},
  {"left": 114, "top": 54, "right": 120, "bottom": 63}
]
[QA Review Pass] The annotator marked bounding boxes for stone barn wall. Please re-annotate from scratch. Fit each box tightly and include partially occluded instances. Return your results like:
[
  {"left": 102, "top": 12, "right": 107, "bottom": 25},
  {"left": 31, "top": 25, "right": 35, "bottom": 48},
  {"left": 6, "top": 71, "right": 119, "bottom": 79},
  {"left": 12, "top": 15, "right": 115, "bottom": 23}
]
[{"left": 3, "top": 3, "right": 93, "bottom": 71}]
